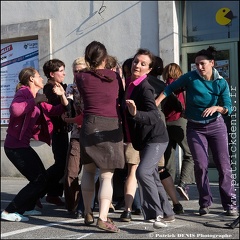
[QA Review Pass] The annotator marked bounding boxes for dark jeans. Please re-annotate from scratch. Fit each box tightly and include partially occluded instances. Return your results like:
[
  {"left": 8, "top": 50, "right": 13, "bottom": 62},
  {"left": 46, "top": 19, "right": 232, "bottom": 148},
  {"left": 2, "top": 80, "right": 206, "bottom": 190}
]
[
  {"left": 132, "top": 187, "right": 141, "bottom": 210},
  {"left": 4, "top": 146, "right": 48, "bottom": 214},
  {"left": 47, "top": 131, "right": 69, "bottom": 197},
  {"left": 164, "top": 117, "right": 194, "bottom": 184},
  {"left": 187, "top": 116, "right": 237, "bottom": 210}
]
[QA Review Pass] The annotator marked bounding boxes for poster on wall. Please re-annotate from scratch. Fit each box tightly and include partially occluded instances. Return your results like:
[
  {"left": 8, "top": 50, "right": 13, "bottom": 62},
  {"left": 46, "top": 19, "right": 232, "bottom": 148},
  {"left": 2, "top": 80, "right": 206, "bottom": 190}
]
[
  {"left": 1, "top": 39, "right": 39, "bottom": 125},
  {"left": 191, "top": 60, "right": 230, "bottom": 83}
]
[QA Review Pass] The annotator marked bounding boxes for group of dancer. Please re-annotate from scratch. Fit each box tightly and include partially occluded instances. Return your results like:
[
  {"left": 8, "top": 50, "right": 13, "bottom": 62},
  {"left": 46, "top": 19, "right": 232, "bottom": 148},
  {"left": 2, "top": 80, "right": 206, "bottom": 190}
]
[{"left": 1, "top": 41, "right": 238, "bottom": 233}]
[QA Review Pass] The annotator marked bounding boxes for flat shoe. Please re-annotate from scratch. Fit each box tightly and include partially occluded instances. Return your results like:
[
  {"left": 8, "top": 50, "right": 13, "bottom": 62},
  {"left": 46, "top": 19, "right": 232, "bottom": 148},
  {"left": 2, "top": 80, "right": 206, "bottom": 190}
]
[
  {"left": 226, "top": 209, "right": 238, "bottom": 216},
  {"left": 199, "top": 207, "right": 209, "bottom": 216},
  {"left": 84, "top": 213, "right": 94, "bottom": 225},
  {"left": 176, "top": 185, "right": 189, "bottom": 201},
  {"left": 173, "top": 203, "right": 184, "bottom": 214},
  {"left": 153, "top": 217, "right": 167, "bottom": 228},
  {"left": 97, "top": 217, "right": 120, "bottom": 233},
  {"left": 1, "top": 211, "right": 29, "bottom": 222},
  {"left": 120, "top": 210, "right": 132, "bottom": 222}
]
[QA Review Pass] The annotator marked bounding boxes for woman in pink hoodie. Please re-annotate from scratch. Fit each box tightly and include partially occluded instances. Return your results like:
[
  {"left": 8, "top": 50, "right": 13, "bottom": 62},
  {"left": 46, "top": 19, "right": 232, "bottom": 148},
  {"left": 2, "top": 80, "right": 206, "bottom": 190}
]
[{"left": 1, "top": 67, "right": 69, "bottom": 222}]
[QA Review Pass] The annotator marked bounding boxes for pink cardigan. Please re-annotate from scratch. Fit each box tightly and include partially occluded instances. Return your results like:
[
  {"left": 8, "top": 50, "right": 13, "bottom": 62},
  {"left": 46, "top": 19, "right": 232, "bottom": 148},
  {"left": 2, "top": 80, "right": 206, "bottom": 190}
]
[{"left": 6, "top": 86, "right": 66, "bottom": 146}]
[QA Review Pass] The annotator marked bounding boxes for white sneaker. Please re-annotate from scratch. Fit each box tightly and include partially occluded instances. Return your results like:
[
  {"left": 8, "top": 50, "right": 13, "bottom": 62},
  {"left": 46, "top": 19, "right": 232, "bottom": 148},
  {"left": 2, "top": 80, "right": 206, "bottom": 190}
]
[
  {"left": 153, "top": 215, "right": 167, "bottom": 228},
  {"left": 23, "top": 210, "right": 42, "bottom": 216},
  {"left": 1, "top": 211, "right": 29, "bottom": 222},
  {"left": 146, "top": 219, "right": 155, "bottom": 223}
]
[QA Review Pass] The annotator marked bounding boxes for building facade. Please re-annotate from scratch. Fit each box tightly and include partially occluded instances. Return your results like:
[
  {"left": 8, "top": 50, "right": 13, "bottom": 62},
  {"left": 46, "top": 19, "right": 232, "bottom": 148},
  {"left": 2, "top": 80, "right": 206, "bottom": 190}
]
[{"left": 1, "top": 1, "right": 239, "bottom": 182}]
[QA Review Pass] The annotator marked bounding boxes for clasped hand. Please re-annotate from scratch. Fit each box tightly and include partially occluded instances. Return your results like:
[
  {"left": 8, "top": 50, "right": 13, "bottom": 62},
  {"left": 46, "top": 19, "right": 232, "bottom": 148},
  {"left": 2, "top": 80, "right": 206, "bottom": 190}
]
[{"left": 53, "top": 84, "right": 65, "bottom": 96}]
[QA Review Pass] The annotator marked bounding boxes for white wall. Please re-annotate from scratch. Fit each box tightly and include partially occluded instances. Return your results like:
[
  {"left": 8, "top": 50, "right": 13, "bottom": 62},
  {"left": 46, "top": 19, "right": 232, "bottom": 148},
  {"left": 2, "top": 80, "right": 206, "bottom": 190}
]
[
  {"left": 1, "top": 1, "right": 163, "bottom": 79},
  {"left": 1, "top": 1, "right": 179, "bottom": 176}
]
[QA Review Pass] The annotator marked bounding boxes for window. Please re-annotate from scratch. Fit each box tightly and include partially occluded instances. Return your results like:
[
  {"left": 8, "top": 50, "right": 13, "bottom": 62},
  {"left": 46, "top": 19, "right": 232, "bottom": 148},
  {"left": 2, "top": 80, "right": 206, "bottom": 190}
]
[{"left": 182, "top": 1, "right": 239, "bottom": 43}]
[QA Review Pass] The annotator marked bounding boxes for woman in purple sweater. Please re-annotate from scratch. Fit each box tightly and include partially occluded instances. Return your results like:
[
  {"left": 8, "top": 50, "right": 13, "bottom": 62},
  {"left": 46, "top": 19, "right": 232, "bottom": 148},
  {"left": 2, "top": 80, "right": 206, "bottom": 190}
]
[
  {"left": 75, "top": 41, "right": 125, "bottom": 233},
  {"left": 1, "top": 67, "right": 69, "bottom": 222}
]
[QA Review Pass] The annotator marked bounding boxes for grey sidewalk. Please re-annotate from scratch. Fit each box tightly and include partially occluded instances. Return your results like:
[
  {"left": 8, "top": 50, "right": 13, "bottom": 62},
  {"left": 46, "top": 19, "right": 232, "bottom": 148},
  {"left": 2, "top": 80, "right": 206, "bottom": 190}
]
[{"left": 1, "top": 177, "right": 239, "bottom": 239}]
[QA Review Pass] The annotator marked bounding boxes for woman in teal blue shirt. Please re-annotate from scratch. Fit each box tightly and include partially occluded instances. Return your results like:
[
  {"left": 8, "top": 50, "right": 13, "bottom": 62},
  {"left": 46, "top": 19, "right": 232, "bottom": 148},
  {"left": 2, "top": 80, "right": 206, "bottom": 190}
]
[{"left": 156, "top": 46, "right": 237, "bottom": 217}]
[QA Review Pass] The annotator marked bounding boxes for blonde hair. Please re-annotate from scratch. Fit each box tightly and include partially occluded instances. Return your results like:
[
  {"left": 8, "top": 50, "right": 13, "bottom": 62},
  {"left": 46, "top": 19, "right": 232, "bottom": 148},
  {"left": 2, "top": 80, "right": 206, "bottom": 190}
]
[
  {"left": 162, "top": 63, "right": 183, "bottom": 81},
  {"left": 72, "top": 57, "right": 87, "bottom": 69}
]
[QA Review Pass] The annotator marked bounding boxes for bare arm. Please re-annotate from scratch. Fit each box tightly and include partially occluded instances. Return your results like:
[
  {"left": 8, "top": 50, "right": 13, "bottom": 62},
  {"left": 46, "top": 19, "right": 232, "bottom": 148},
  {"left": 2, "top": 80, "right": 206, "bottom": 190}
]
[{"left": 155, "top": 92, "right": 166, "bottom": 107}]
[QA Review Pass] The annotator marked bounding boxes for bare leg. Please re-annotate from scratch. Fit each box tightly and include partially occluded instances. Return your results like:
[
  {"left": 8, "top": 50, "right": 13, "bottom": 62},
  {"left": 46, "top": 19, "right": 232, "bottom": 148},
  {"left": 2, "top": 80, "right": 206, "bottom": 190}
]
[
  {"left": 161, "top": 176, "right": 180, "bottom": 205},
  {"left": 124, "top": 164, "right": 138, "bottom": 212}
]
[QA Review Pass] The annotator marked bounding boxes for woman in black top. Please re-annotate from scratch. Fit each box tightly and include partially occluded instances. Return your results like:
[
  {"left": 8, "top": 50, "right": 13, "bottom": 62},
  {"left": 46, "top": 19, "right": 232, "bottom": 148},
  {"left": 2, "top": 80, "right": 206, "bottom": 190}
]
[
  {"left": 43, "top": 59, "right": 70, "bottom": 206},
  {"left": 125, "top": 49, "right": 175, "bottom": 229}
]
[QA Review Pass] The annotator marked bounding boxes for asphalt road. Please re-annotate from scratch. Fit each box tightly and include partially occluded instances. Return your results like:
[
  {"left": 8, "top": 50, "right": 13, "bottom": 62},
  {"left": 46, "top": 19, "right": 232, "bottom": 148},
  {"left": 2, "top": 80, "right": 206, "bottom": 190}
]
[{"left": 1, "top": 177, "right": 239, "bottom": 239}]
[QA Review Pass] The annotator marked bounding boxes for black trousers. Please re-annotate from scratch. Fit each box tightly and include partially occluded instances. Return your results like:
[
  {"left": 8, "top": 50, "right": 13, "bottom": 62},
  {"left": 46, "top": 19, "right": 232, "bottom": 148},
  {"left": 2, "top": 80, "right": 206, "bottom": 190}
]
[
  {"left": 46, "top": 131, "right": 69, "bottom": 197},
  {"left": 164, "top": 117, "right": 194, "bottom": 184},
  {"left": 4, "top": 146, "right": 48, "bottom": 214}
]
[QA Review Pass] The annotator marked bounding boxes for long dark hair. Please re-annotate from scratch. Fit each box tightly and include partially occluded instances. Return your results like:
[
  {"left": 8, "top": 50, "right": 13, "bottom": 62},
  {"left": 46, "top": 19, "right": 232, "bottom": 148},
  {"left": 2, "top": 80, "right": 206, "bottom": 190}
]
[
  {"left": 84, "top": 41, "right": 114, "bottom": 82},
  {"left": 85, "top": 41, "right": 107, "bottom": 69}
]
